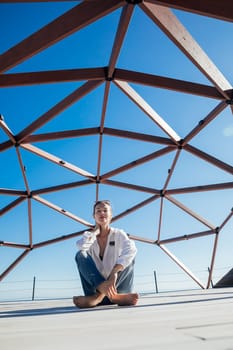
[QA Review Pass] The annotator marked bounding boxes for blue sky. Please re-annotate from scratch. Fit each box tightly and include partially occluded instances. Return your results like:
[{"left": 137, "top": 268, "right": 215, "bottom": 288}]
[{"left": 0, "top": 1, "right": 233, "bottom": 300}]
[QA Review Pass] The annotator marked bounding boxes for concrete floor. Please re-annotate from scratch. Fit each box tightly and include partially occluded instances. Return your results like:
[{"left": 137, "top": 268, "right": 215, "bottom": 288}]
[{"left": 1, "top": 288, "right": 233, "bottom": 350}]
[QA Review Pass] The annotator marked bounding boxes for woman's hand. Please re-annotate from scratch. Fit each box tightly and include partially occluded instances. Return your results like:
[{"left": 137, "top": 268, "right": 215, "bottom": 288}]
[
  {"left": 97, "top": 265, "right": 124, "bottom": 298},
  {"left": 97, "top": 278, "right": 117, "bottom": 298}
]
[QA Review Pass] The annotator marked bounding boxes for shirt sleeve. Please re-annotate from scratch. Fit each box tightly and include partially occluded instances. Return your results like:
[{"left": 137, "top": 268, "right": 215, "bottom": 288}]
[
  {"left": 116, "top": 229, "right": 137, "bottom": 269},
  {"left": 76, "top": 231, "right": 97, "bottom": 251}
]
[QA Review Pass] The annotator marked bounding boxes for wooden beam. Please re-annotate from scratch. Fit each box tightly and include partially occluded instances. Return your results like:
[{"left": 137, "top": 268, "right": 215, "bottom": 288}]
[
  {"left": 21, "top": 143, "right": 96, "bottom": 179},
  {"left": 219, "top": 209, "right": 233, "bottom": 231},
  {"left": 206, "top": 232, "right": 219, "bottom": 288},
  {"left": 159, "top": 229, "right": 214, "bottom": 244},
  {"left": 32, "top": 229, "right": 88, "bottom": 249},
  {"left": 1, "top": 1, "right": 75, "bottom": 2},
  {"left": 114, "top": 68, "right": 225, "bottom": 100},
  {"left": 183, "top": 101, "right": 228, "bottom": 145},
  {"left": 27, "top": 197, "right": 33, "bottom": 247},
  {"left": 165, "top": 194, "right": 216, "bottom": 229},
  {"left": 0, "top": 197, "right": 26, "bottom": 216},
  {"left": 0, "top": 140, "right": 13, "bottom": 152},
  {"left": 33, "top": 195, "right": 93, "bottom": 227},
  {"left": 185, "top": 144, "right": 233, "bottom": 175},
  {"left": 127, "top": 235, "right": 157, "bottom": 244},
  {"left": 162, "top": 149, "right": 181, "bottom": 191},
  {"left": 16, "top": 80, "right": 103, "bottom": 142},
  {"left": 104, "top": 179, "right": 161, "bottom": 194},
  {"left": 0, "top": 117, "right": 16, "bottom": 144},
  {"left": 159, "top": 244, "right": 205, "bottom": 289},
  {"left": 22, "top": 128, "right": 99, "bottom": 144},
  {"left": 2, "top": 0, "right": 232, "bottom": 22},
  {"left": 145, "top": 0, "right": 233, "bottom": 23},
  {"left": 0, "top": 241, "right": 30, "bottom": 249},
  {"left": 166, "top": 182, "right": 233, "bottom": 195},
  {"left": 0, "top": 0, "right": 124, "bottom": 73},
  {"left": 112, "top": 194, "right": 161, "bottom": 222},
  {"left": 108, "top": 3, "right": 134, "bottom": 77},
  {"left": 140, "top": 2, "right": 232, "bottom": 98},
  {"left": 32, "top": 179, "right": 92, "bottom": 196},
  {"left": 104, "top": 127, "right": 174, "bottom": 145},
  {"left": 0, "top": 189, "right": 27, "bottom": 196},
  {"left": 0, "top": 250, "right": 30, "bottom": 281},
  {"left": 0, "top": 67, "right": 228, "bottom": 101},
  {"left": 97, "top": 81, "right": 111, "bottom": 184},
  {"left": 101, "top": 146, "right": 174, "bottom": 180},
  {"left": 115, "top": 80, "right": 181, "bottom": 142},
  {"left": 15, "top": 147, "right": 31, "bottom": 194},
  {"left": 0, "top": 68, "right": 106, "bottom": 87}
]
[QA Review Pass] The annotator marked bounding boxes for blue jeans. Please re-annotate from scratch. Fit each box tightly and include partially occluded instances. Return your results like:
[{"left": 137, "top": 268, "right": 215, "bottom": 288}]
[{"left": 75, "top": 251, "right": 135, "bottom": 305}]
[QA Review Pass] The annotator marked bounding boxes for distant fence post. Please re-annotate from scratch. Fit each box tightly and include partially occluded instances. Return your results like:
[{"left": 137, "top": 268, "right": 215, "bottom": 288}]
[
  {"left": 32, "top": 276, "right": 36, "bottom": 301},
  {"left": 154, "top": 270, "right": 159, "bottom": 293}
]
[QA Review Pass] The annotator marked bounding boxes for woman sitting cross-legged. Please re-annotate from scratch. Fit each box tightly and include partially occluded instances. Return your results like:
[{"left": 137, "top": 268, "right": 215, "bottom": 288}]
[{"left": 73, "top": 200, "right": 139, "bottom": 308}]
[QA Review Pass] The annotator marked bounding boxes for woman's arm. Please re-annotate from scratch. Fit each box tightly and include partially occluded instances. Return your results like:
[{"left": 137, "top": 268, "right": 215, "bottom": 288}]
[{"left": 76, "top": 227, "right": 99, "bottom": 251}]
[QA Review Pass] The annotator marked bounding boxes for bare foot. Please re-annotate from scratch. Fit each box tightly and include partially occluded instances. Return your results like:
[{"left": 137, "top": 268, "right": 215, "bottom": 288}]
[
  {"left": 73, "top": 293, "right": 104, "bottom": 308},
  {"left": 110, "top": 293, "right": 139, "bottom": 306}
]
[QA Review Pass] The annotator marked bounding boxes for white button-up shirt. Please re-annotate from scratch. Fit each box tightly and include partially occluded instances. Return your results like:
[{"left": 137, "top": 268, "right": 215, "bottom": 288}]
[{"left": 76, "top": 227, "right": 137, "bottom": 279}]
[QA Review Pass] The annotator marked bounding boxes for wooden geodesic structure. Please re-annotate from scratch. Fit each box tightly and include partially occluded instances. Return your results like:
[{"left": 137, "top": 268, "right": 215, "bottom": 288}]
[{"left": 0, "top": 0, "right": 233, "bottom": 288}]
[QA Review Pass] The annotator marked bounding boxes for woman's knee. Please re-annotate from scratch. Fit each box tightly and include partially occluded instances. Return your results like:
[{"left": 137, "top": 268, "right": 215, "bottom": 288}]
[{"left": 75, "top": 250, "right": 87, "bottom": 265}]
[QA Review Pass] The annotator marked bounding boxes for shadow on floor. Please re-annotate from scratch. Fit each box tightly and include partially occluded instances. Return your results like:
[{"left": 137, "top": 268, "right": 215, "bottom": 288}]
[{"left": 1, "top": 290, "right": 233, "bottom": 319}]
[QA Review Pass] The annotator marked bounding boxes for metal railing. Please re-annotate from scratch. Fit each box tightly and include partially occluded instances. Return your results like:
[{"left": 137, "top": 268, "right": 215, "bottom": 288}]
[{"left": 0, "top": 266, "right": 231, "bottom": 302}]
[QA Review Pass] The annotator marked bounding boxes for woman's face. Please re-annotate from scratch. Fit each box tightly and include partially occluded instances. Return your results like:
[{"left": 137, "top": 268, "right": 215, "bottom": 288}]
[{"left": 93, "top": 203, "right": 112, "bottom": 226}]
